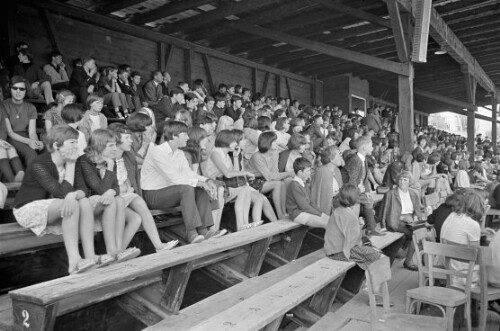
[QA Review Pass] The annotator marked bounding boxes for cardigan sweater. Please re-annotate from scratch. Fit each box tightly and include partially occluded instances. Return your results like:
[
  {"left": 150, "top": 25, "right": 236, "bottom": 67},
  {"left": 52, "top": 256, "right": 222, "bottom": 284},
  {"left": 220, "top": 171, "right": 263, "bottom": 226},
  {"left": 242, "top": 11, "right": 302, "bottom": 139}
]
[
  {"left": 311, "top": 163, "right": 343, "bottom": 215},
  {"left": 74, "top": 154, "right": 119, "bottom": 197},
  {"left": 286, "top": 180, "right": 322, "bottom": 220},
  {"left": 14, "top": 152, "right": 75, "bottom": 208}
]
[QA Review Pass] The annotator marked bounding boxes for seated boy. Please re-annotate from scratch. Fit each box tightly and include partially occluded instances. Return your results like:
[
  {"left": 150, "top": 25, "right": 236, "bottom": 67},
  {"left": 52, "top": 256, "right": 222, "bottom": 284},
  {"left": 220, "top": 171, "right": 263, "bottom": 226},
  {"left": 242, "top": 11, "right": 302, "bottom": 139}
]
[{"left": 286, "top": 157, "right": 329, "bottom": 228}]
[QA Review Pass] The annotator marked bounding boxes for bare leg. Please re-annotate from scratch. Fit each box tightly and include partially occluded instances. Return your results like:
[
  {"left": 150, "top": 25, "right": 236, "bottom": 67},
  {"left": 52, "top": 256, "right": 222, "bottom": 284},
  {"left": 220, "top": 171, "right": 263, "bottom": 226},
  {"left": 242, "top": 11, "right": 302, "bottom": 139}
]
[
  {"left": 115, "top": 197, "right": 126, "bottom": 250},
  {"left": 234, "top": 188, "right": 251, "bottom": 230},
  {"left": 261, "top": 181, "right": 285, "bottom": 219},
  {"left": 47, "top": 199, "right": 81, "bottom": 271},
  {"left": 98, "top": 199, "right": 118, "bottom": 255},
  {"left": 261, "top": 195, "right": 278, "bottom": 222},
  {"left": 78, "top": 198, "right": 96, "bottom": 259},
  {"left": 211, "top": 186, "right": 225, "bottom": 231},
  {"left": 128, "top": 197, "right": 163, "bottom": 249},
  {"left": 122, "top": 208, "right": 142, "bottom": 249},
  {"left": 250, "top": 192, "right": 263, "bottom": 223},
  {"left": 41, "top": 81, "right": 54, "bottom": 104}
]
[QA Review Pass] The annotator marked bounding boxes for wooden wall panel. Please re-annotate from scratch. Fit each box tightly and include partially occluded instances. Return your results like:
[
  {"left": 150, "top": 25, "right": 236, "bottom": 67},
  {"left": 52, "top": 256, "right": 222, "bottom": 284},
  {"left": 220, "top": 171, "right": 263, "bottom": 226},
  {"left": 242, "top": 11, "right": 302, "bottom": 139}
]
[{"left": 12, "top": 5, "right": 316, "bottom": 104}]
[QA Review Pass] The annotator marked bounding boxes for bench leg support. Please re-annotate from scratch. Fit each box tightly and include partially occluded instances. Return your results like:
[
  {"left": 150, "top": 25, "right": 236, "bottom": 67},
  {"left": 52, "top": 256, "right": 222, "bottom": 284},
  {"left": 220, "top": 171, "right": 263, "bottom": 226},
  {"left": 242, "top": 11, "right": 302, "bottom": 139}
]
[
  {"left": 116, "top": 292, "right": 168, "bottom": 326},
  {"left": 160, "top": 261, "right": 194, "bottom": 313},
  {"left": 262, "top": 315, "right": 284, "bottom": 331},
  {"left": 283, "top": 227, "right": 308, "bottom": 261},
  {"left": 12, "top": 299, "right": 57, "bottom": 331},
  {"left": 243, "top": 237, "right": 273, "bottom": 277},
  {"left": 309, "top": 272, "right": 347, "bottom": 315}
]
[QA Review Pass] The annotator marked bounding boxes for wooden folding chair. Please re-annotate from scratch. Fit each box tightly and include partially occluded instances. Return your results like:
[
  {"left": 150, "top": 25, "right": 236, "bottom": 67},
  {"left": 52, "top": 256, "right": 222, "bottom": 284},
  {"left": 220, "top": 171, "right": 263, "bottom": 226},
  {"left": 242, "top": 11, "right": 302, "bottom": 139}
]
[
  {"left": 363, "top": 255, "right": 447, "bottom": 331},
  {"left": 412, "top": 228, "right": 446, "bottom": 288},
  {"left": 406, "top": 241, "right": 479, "bottom": 331},
  {"left": 470, "top": 246, "right": 500, "bottom": 331}
]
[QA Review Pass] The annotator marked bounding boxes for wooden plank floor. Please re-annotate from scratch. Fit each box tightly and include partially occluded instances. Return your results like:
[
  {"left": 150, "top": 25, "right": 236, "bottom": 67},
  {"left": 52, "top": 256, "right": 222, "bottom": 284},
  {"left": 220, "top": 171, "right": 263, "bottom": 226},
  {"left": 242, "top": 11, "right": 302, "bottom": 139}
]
[{"left": 325, "top": 258, "right": 500, "bottom": 331}]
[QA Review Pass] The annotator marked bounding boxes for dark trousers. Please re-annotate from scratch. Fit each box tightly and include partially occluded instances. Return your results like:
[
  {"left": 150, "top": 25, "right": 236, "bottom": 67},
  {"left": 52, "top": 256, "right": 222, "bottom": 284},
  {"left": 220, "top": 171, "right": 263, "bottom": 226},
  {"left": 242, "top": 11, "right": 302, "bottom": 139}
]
[
  {"left": 143, "top": 185, "right": 214, "bottom": 231},
  {"left": 8, "top": 137, "right": 37, "bottom": 167}
]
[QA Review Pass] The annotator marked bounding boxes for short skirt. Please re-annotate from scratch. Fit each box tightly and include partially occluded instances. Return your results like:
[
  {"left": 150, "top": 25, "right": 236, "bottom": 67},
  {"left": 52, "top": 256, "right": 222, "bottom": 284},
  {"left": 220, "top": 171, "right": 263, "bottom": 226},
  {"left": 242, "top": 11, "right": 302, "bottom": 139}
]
[{"left": 13, "top": 199, "right": 59, "bottom": 236}]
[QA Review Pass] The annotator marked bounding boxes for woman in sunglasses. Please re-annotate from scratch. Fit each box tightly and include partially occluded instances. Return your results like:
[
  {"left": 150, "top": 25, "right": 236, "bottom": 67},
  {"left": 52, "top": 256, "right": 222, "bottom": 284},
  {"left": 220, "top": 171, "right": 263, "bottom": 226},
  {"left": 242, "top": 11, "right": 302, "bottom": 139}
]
[{"left": 0, "top": 75, "right": 44, "bottom": 166}]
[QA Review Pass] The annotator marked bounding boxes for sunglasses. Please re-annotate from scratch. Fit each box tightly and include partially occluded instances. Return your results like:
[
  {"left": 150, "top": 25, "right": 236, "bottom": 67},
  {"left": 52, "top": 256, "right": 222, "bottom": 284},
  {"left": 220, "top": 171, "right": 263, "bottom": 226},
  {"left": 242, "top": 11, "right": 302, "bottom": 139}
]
[{"left": 11, "top": 86, "right": 26, "bottom": 91}]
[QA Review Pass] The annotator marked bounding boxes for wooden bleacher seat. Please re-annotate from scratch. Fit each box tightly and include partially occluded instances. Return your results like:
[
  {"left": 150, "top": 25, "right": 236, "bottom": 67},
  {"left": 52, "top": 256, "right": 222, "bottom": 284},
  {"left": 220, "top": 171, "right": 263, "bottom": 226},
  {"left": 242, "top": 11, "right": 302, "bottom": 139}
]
[
  {"left": 145, "top": 232, "right": 405, "bottom": 331},
  {"left": 0, "top": 208, "right": 182, "bottom": 257},
  {"left": 7, "top": 221, "right": 301, "bottom": 331}
]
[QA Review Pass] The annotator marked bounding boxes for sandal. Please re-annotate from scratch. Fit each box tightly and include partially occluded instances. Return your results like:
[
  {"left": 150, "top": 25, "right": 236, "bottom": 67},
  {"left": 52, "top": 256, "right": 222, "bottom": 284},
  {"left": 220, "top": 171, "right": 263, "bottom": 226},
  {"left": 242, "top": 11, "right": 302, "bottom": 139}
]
[
  {"left": 69, "top": 258, "right": 97, "bottom": 275},
  {"left": 116, "top": 247, "right": 141, "bottom": 263},
  {"left": 241, "top": 224, "right": 253, "bottom": 231},
  {"left": 156, "top": 240, "right": 179, "bottom": 252},
  {"left": 95, "top": 254, "right": 116, "bottom": 268},
  {"left": 252, "top": 220, "right": 264, "bottom": 228}
]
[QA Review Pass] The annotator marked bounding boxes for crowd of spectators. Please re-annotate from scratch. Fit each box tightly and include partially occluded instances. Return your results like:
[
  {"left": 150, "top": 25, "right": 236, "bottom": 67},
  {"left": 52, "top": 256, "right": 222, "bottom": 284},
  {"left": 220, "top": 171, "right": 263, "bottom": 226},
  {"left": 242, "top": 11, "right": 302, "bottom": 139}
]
[{"left": 0, "top": 43, "right": 499, "bottom": 293}]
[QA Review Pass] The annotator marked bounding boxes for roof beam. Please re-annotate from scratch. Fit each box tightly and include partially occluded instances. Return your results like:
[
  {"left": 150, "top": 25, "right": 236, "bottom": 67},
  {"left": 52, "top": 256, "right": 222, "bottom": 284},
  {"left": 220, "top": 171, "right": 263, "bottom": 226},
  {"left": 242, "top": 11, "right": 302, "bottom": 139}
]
[
  {"left": 229, "top": 22, "right": 409, "bottom": 76},
  {"left": 161, "top": 0, "right": 281, "bottom": 34},
  {"left": 95, "top": 0, "right": 146, "bottom": 14},
  {"left": 312, "top": 0, "right": 391, "bottom": 28},
  {"left": 395, "top": 0, "right": 499, "bottom": 94},
  {"left": 386, "top": 0, "right": 409, "bottom": 62},
  {"left": 28, "top": 0, "right": 314, "bottom": 84},
  {"left": 131, "top": 0, "right": 212, "bottom": 25}
]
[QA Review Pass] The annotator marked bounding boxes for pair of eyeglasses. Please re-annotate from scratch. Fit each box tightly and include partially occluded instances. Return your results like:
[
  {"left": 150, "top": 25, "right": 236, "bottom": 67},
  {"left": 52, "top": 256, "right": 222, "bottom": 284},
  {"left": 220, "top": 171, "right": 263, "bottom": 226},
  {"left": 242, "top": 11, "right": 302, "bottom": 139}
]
[{"left": 11, "top": 86, "right": 26, "bottom": 91}]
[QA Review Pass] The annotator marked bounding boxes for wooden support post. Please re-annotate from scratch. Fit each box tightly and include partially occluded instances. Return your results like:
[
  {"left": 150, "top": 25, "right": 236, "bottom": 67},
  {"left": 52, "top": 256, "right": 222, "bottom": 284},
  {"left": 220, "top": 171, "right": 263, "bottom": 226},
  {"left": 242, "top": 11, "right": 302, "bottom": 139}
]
[
  {"left": 492, "top": 94, "right": 497, "bottom": 147},
  {"left": 283, "top": 227, "right": 308, "bottom": 261},
  {"left": 41, "top": 9, "right": 62, "bottom": 52},
  {"left": 184, "top": 49, "right": 194, "bottom": 85},
  {"left": 285, "top": 77, "right": 293, "bottom": 100},
  {"left": 276, "top": 74, "right": 281, "bottom": 98},
  {"left": 157, "top": 42, "right": 166, "bottom": 72},
  {"left": 164, "top": 44, "right": 175, "bottom": 72},
  {"left": 262, "top": 72, "right": 270, "bottom": 95},
  {"left": 202, "top": 263, "right": 249, "bottom": 287},
  {"left": 12, "top": 299, "right": 57, "bottom": 331},
  {"left": 252, "top": 68, "right": 258, "bottom": 95},
  {"left": 464, "top": 70, "right": 477, "bottom": 161},
  {"left": 262, "top": 316, "right": 284, "bottom": 331},
  {"left": 386, "top": 0, "right": 409, "bottom": 63},
  {"left": 243, "top": 237, "right": 273, "bottom": 277},
  {"left": 202, "top": 54, "right": 215, "bottom": 95},
  {"left": 312, "top": 77, "right": 317, "bottom": 106},
  {"left": 308, "top": 274, "right": 346, "bottom": 315},
  {"left": 116, "top": 292, "right": 168, "bottom": 326},
  {"left": 160, "top": 261, "right": 194, "bottom": 313},
  {"left": 397, "top": 63, "right": 414, "bottom": 154}
]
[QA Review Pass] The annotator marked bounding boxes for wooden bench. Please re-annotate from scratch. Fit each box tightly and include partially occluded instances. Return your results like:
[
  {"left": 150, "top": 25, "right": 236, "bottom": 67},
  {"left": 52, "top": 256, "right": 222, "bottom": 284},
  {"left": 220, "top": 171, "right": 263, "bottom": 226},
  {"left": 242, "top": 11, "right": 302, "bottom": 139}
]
[
  {"left": 7, "top": 220, "right": 303, "bottom": 331},
  {"left": 144, "top": 231, "right": 404, "bottom": 331},
  {"left": 0, "top": 208, "right": 182, "bottom": 257}
]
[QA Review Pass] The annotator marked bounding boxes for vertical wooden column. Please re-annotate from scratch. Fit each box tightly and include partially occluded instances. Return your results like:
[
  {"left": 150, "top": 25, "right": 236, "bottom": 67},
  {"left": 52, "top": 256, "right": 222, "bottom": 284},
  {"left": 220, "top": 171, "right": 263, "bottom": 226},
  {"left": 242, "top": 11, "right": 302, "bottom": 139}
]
[
  {"left": 157, "top": 42, "right": 166, "bottom": 72},
  {"left": 398, "top": 63, "right": 414, "bottom": 154},
  {"left": 464, "top": 70, "right": 477, "bottom": 161},
  {"left": 184, "top": 49, "right": 194, "bottom": 85},
  {"left": 492, "top": 94, "right": 498, "bottom": 147},
  {"left": 276, "top": 74, "right": 281, "bottom": 98},
  {"left": 252, "top": 68, "right": 258, "bottom": 95}
]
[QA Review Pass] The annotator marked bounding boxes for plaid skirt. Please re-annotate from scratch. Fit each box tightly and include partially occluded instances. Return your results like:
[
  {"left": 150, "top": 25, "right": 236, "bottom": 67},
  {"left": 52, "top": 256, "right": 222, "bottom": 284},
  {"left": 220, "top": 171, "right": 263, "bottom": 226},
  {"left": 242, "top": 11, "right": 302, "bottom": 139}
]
[
  {"left": 328, "top": 245, "right": 382, "bottom": 270},
  {"left": 248, "top": 177, "right": 267, "bottom": 192}
]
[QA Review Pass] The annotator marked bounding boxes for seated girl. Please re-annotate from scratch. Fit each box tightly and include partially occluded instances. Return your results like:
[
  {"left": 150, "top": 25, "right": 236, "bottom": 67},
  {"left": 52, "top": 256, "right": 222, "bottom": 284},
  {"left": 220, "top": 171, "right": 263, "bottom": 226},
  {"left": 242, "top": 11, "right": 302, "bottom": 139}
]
[
  {"left": 311, "top": 145, "right": 344, "bottom": 214},
  {"left": 44, "top": 90, "right": 75, "bottom": 132},
  {"left": 278, "top": 133, "right": 307, "bottom": 173},
  {"left": 247, "top": 131, "right": 294, "bottom": 219},
  {"left": 13, "top": 125, "right": 111, "bottom": 274},
  {"left": 97, "top": 66, "right": 130, "bottom": 119},
  {"left": 273, "top": 117, "right": 290, "bottom": 152},
  {"left": 79, "top": 94, "right": 108, "bottom": 141},
  {"left": 325, "top": 184, "right": 382, "bottom": 270},
  {"left": 126, "top": 112, "right": 156, "bottom": 166},
  {"left": 0, "top": 107, "right": 24, "bottom": 182},
  {"left": 75, "top": 129, "right": 140, "bottom": 262},
  {"left": 108, "top": 123, "right": 179, "bottom": 252},
  {"left": 61, "top": 104, "right": 87, "bottom": 156}
]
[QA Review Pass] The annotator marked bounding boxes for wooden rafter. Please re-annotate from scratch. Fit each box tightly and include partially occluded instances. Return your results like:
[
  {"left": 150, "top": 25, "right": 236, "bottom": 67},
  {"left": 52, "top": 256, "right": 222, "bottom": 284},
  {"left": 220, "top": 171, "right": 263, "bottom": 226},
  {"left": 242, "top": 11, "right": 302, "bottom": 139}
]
[
  {"left": 312, "top": 0, "right": 391, "bottom": 29},
  {"left": 396, "top": 0, "right": 499, "bottom": 94},
  {"left": 229, "top": 22, "right": 409, "bottom": 76},
  {"left": 386, "top": 0, "right": 409, "bottom": 62},
  {"left": 95, "top": 0, "right": 146, "bottom": 14},
  {"left": 29, "top": 0, "right": 315, "bottom": 84},
  {"left": 131, "top": 0, "right": 212, "bottom": 25},
  {"left": 161, "top": 0, "right": 282, "bottom": 34}
]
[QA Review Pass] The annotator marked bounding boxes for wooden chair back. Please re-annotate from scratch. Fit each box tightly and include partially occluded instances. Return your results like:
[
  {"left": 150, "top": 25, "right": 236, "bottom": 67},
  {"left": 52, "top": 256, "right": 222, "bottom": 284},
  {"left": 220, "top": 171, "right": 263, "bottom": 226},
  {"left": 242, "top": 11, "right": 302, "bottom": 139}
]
[
  {"left": 423, "top": 241, "right": 478, "bottom": 296},
  {"left": 365, "top": 255, "right": 392, "bottom": 329},
  {"left": 412, "top": 228, "right": 429, "bottom": 287}
]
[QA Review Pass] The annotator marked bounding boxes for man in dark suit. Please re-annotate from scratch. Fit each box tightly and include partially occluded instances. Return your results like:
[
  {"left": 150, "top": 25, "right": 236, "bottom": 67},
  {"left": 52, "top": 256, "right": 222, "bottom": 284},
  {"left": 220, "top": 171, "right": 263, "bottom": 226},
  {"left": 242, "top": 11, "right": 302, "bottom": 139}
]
[
  {"left": 68, "top": 56, "right": 97, "bottom": 103},
  {"left": 341, "top": 136, "right": 385, "bottom": 236},
  {"left": 224, "top": 95, "right": 244, "bottom": 122}
]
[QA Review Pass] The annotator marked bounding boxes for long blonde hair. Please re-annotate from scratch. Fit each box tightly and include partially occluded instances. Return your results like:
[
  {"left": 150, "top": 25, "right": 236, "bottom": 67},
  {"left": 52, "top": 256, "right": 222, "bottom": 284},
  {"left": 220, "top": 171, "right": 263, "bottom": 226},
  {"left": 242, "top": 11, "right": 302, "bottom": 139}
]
[{"left": 85, "top": 129, "right": 116, "bottom": 163}]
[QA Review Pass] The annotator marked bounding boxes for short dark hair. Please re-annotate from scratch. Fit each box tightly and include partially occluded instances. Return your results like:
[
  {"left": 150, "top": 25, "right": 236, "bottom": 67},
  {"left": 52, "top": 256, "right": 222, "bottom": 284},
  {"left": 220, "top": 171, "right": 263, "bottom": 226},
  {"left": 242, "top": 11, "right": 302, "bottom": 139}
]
[
  {"left": 275, "top": 117, "right": 288, "bottom": 131},
  {"left": 287, "top": 133, "right": 307, "bottom": 150},
  {"left": 50, "top": 51, "right": 62, "bottom": 59},
  {"left": 293, "top": 157, "right": 311, "bottom": 174},
  {"left": 257, "top": 116, "right": 271, "bottom": 131},
  {"left": 108, "top": 123, "right": 132, "bottom": 145},
  {"left": 338, "top": 184, "right": 359, "bottom": 207},
  {"left": 45, "top": 125, "right": 79, "bottom": 153},
  {"left": 130, "top": 71, "right": 141, "bottom": 78},
  {"left": 258, "top": 131, "right": 277, "bottom": 153},
  {"left": 320, "top": 145, "right": 339, "bottom": 165},
  {"left": 126, "top": 112, "right": 152, "bottom": 132},
  {"left": 215, "top": 129, "right": 235, "bottom": 148},
  {"left": 86, "top": 94, "right": 103, "bottom": 109},
  {"left": 61, "top": 104, "right": 84, "bottom": 124},
  {"left": 194, "top": 115, "right": 214, "bottom": 126},
  {"left": 169, "top": 88, "right": 184, "bottom": 97},
  {"left": 162, "top": 121, "right": 188, "bottom": 141}
]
